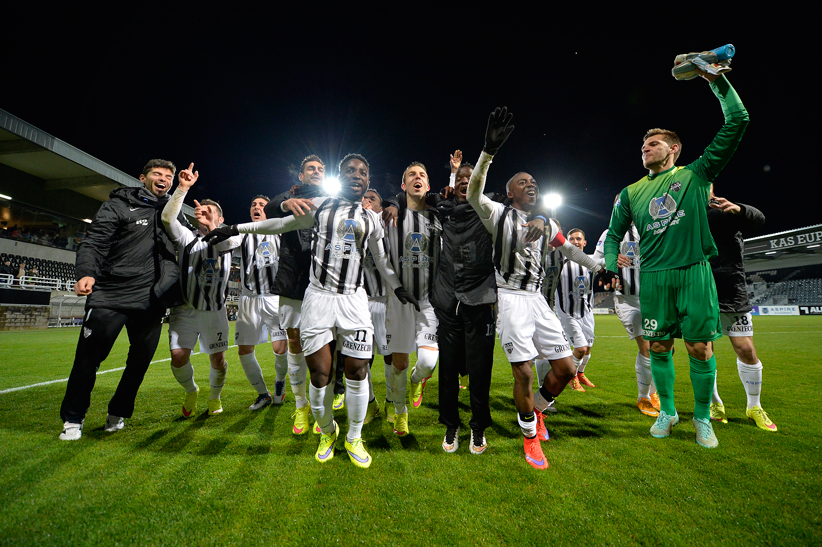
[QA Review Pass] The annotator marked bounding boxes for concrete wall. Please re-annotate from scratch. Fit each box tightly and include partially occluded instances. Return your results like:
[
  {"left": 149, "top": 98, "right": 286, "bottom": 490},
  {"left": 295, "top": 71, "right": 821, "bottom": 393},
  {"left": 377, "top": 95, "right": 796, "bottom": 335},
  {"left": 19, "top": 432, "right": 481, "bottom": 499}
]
[{"left": 0, "top": 304, "right": 49, "bottom": 330}]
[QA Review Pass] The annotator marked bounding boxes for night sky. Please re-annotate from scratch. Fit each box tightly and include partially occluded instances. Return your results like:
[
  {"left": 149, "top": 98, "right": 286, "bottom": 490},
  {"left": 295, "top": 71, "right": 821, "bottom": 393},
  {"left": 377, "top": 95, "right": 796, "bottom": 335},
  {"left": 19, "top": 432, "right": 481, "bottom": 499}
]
[{"left": 2, "top": 17, "right": 806, "bottom": 250}]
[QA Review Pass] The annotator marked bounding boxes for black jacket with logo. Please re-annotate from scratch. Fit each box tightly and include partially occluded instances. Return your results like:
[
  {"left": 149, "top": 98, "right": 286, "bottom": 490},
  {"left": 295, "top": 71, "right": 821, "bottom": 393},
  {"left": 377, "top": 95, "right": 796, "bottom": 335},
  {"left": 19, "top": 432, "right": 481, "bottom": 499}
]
[
  {"left": 707, "top": 202, "right": 765, "bottom": 313},
  {"left": 75, "top": 187, "right": 182, "bottom": 311},
  {"left": 264, "top": 184, "right": 326, "bottom": 300}
]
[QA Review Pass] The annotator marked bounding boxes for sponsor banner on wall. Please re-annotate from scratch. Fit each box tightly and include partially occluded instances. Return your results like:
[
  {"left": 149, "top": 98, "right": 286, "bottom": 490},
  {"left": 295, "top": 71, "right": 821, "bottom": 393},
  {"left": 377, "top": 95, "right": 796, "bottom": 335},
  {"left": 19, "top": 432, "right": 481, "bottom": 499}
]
[
  {"left": 751, "top": 305, "right": 799, "bottom": 316},
  {"left": 799, "top": 306, "right": 822, "bottom": 315}
]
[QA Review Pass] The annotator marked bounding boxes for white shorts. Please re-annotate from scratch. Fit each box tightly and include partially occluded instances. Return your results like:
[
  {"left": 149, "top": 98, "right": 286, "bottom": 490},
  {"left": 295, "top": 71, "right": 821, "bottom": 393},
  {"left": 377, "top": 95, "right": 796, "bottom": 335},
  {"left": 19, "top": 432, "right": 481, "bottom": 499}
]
[
  {"left": 497, "top": 289, "right": 572, "bottom": 363},
  {"left": 556, "top": 307, "right": 595, "bottom": 349},
  {"left": 169, "top": 306, "right": 230, "bottom": 355},
  {"left": 300, "top": 286, "right": 373, "bottom": 359},
  {"left": 235, "top": 294, "right": 287, "bottom": 346},
  {"left": 614, "top": 294, "right": 643, "bottom": 340},
  {"left": 720, "top": 312, "right": 754, "bottom": 338},
  {"left": 385, "top": 293, "right": 438, "bottom": 354},
  {"left": 369, "top": 297, "right": 389, "bottom": 356},
  {"left": 279, "top": 296, "right": 302, "bottom": 330}
]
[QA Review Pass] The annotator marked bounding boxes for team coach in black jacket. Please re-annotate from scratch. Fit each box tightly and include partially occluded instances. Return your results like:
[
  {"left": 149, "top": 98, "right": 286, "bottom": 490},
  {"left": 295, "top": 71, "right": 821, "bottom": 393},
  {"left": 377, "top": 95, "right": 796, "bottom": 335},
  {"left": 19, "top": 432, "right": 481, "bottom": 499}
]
[
  {"left": 59, "top": 159, "right": 183, "bottom": 440},
  {"left": 385, "top": 157, "right": 547, "bottom": 453}
]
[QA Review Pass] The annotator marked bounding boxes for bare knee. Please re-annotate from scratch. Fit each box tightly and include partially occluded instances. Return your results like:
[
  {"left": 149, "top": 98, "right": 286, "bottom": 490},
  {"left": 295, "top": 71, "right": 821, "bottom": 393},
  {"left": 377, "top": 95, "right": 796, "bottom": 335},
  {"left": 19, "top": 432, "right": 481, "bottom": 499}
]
[{"left": 238, "top": 345, "right": 255, "bottom": 356}]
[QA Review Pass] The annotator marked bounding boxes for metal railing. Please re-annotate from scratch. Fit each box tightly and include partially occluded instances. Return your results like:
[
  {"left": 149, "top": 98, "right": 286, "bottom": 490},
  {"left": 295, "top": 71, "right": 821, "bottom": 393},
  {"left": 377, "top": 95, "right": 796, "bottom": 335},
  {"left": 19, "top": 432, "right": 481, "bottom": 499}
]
[{"left": 0, "top": 274, "right": 75, "bottom": 291}]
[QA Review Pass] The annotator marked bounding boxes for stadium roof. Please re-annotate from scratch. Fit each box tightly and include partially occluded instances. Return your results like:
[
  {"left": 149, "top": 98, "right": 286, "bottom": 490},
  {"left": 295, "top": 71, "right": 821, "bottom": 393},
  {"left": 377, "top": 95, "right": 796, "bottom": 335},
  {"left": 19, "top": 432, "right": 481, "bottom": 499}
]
[
  {"left": 744, "top": 224, "right": 822, "bottom": 271},
  {"left": 0, "top": 107, "right": 193, "bottom": 219}
]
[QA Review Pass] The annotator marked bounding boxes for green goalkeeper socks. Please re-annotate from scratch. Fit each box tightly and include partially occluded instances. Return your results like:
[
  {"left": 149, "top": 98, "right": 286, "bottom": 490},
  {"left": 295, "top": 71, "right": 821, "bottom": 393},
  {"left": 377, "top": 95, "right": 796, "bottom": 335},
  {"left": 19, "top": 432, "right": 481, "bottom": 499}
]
[
  {"left": 689, "top": 354, "right": 717, "bottom": 421},
  {"left": 650, "top": 350, "right": 676, "bottom": 416}
]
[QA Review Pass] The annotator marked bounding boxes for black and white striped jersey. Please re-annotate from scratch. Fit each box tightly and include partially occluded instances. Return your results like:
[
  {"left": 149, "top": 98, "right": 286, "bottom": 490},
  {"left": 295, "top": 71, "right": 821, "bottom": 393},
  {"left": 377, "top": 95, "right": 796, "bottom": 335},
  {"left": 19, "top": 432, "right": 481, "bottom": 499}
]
[
  {"left": 308, "top": 197, "right": 387, "bottom": 295},
  {"left": 556, "top": 259, "right": 594, "bottom": 319},
  {"left": 595, "top": 226, "right": 640, "bottom": 296},
  {"left": 479, "top": 201, "right": 561, "bottom": 293},
  {"left": 363, "top": 228, "right": 389, "bottom": 298},
  {"left": 386, "top": 207, "right": 441, "bottom": 301},
  {"left": 541, "top": 248, "right": 564, "bottom": 309},
  {"left": 176, "top": 231, "right": 233, "bottom": 311},
  {"left": 235, "top": 233, "right": 280, "bottom": 297}
]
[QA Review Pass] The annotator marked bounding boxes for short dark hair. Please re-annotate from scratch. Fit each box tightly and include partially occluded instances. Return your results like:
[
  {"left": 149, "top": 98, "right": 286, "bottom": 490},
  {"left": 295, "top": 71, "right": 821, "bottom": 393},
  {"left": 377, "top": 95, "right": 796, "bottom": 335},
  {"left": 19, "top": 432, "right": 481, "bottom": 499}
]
[
  {"left": 402, "top": 161, "right": 427, "bottom": 185},
  {"left": 567, "top": 228, "right": 585, "bottom": 238},
  {"left": 200, "top": 199, "right": 223, "bottom": 219},
  {"left": 250, "top": 195, "right": 270, "bottom": 205},
  {"left": 643, "top": 129, "right": 682, "bottom": 161},
  {"left": 142, "top": 159, "right": 176, "bottom": 177},
  {"left": 364, "top": 188, "right": 382, "bottom": 202},
  {"left": 338, "top": 153, "right": 370, "bottom": 174},
  {"left": 300, "top": 155, "right": 325, "bottom": 175}
]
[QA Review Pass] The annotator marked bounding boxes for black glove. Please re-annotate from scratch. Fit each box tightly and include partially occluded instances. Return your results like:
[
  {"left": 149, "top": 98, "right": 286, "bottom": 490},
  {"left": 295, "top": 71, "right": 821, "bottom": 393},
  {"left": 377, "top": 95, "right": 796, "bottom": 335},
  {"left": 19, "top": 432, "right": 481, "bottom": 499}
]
[
  {"left": 483, "top": 106, "right": 514, "bottom": 156},
  {"left": 204, "top": 224, "right": 239, "bottom": 245},
  {"left": 596, "top": 270, "right": 622, "bottom": 292},
  {"left": 394, "top": 286, "right": 421, "bottom": 312}
]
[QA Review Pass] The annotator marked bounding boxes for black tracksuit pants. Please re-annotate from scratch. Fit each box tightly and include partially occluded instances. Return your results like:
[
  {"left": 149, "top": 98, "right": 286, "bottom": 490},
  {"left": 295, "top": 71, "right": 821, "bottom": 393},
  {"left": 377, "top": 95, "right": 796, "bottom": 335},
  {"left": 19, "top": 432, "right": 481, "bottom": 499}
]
[
  {"left": 436, "top": 303, "right": 495, "bottom": 432},
  {"left": 60, "top": 306, "right": 164, "bottom": 424}
]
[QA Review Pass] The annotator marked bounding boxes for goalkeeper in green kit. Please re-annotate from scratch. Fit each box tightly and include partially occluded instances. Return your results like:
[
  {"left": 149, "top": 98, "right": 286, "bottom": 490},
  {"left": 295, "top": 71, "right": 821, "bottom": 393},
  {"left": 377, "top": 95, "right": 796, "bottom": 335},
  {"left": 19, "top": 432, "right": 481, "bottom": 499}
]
[{"left": 603, "top": 66, "right": 749, "bottom": 449}]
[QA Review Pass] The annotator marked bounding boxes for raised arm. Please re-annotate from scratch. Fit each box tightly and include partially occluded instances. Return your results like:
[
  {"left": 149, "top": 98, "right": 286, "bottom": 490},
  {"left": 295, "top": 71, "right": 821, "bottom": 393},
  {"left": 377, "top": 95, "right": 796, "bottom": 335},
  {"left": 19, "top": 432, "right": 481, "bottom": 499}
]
[
  {"left": 686, "top": 75, "right": 750, "bottom": 183},
  {"left": 161, "top": 162, "right": 198, "bottom": 242},
  {"left": 467, "top": 107, "right": 514, "bottom": 219}
]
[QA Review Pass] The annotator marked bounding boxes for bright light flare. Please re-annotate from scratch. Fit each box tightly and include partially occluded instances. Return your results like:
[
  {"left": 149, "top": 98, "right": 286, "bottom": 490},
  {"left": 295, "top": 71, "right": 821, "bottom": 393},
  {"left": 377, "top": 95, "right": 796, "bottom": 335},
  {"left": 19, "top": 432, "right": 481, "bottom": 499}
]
[
  {"left": 543, "top": 193, "right": 562, "bottom": 209},
  {"left": 323, "top": 176, "right": 341, "bottom": 196}
]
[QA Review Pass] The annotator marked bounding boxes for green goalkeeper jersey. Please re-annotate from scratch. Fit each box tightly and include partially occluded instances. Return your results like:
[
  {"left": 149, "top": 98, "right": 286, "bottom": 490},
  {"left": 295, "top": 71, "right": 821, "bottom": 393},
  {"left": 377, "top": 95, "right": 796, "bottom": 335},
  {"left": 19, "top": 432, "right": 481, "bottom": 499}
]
[{"left": 605, "top": 76, "right": 749, "bottom": 273}]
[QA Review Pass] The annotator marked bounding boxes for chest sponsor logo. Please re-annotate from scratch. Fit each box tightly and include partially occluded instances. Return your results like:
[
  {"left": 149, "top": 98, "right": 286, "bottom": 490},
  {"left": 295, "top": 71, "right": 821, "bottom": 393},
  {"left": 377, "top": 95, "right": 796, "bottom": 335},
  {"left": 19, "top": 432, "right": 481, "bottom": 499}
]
[
  {"left": 572, "top": 275, "right": 590, "bottom": 297},
  {"left": 329, "top": 218, "right": 364, "bottom": 260},
  {"left": 198, "top": 258, "right": 224, "bottom": 286},
  {"left": 255, "top": 240, "right": 278, "bottom": 268},
  {"left": 649, "top": 194, "right": 677, "bottom": 220},
  {"left": 337, "top": 218, "right": 364, "bottom": 244},
  {"left": 403, "top": 232, "right": 431, "bottom": 268}
]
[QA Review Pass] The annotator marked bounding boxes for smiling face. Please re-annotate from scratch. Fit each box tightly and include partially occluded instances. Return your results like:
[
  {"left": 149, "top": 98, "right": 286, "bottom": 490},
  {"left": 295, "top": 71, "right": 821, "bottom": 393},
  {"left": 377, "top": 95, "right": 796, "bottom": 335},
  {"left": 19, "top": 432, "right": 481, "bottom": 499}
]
[
  {"left": 339, "top": 158, "right": 370, "bottom": 200},
  {"left": 507, "top": 172, "right": 538, "bottom": 211},
  {"left": 567, "top": 229, "right": 586, "bottom": 251},
  {"left": 140, "top": 167, "right": 175, "bottom": 198},
  {"left": 249, "top": 197, "right": 268, "bottom": 221},
  {"left": 454, "top": 165, "right": 472, "bottom": 202},
  {"left": 299, "top": 161, "right": 325, "bottom": 186},
  {"left": 401, "top": 163, "right": 429, "bottom": 200}
]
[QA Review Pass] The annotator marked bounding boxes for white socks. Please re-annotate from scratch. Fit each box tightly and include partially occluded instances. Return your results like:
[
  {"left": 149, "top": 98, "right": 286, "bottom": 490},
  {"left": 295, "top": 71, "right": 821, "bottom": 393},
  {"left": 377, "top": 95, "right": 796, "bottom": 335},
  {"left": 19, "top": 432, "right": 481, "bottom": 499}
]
[
  {"left": 274, "top": 351, "right": 288, "bottom": 384},
  {"left": 288, "top": 352, "right": 308, "bottom": 409},
  {"left": 384, "top": 361, "right": 395, "bottom": 403},
  {"left": 572, "top": 354, "right": 583, "bottom": 374},
  {"left": 209, "top": 364, "right": 227, "bottom": 400},
  {"left": 309, "top": 381, "right": 336, "bottom": 435},
  {"left": 346, "top": 378, "right": 368, "bottom": 442},
  {"left": 738, "top": 358, "right": 763, "bottom": 408},
  {"left": 390, "top": 364, "right": 408, "bottom": 414},
  {"left": 239, "top": 353, "right": 268, "bottom": 395},
  {"left": 635, "top": 353, "right": 652, "bottom": 399},
  {"left": 518, "top": 412, "right": 537, "bottom": 438},
  {"left": 578, "top": 354, "right": 590, "bottom": 374},
  {"left": 411, "top": 348, "right": 438, "bottom": 383},
  {"left": 171, "top": 361, "right": 198, "bottom": 393}
]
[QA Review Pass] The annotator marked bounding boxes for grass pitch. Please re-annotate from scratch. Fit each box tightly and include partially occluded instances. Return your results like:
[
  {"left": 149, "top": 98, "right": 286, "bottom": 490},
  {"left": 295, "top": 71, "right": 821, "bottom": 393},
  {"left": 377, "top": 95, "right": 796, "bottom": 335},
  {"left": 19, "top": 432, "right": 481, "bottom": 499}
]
[{"left": 1, "top": 315, "right": 820, "bottom": 546}]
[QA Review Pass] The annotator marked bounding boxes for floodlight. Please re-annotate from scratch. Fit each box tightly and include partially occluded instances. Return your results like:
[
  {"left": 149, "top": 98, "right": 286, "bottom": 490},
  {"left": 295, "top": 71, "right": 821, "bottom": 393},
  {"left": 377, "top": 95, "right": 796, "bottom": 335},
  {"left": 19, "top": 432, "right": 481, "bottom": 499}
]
[
  {"left": 543, "top": 193, "right": 562, "bottom": 209},
  {"left": 324, "top": 176, "right": 341, "bottom": 196}
]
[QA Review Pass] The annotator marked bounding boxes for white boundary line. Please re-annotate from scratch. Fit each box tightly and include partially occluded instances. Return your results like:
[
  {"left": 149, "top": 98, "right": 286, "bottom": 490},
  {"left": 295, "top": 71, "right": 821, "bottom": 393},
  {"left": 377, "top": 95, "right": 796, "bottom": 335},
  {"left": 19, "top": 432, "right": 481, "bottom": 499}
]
[{"left": 0, "top": 345, "right": 237, "bottom": 395}]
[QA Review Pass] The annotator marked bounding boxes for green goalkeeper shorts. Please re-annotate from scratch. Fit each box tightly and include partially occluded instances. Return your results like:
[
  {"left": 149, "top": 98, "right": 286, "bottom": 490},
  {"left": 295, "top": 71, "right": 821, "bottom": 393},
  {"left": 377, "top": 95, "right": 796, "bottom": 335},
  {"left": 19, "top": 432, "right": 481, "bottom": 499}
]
[{"left": 639, "top": 261, "right": 722, "bottom": 343}]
